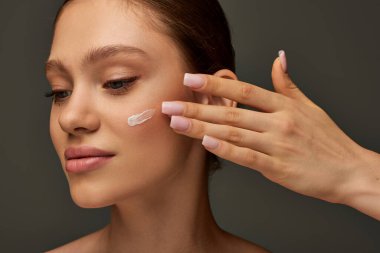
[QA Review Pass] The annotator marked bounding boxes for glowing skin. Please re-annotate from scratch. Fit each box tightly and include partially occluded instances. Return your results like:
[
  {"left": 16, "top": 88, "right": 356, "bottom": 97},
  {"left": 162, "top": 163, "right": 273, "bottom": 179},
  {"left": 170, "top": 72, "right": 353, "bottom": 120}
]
[
  {"left": 47, "top": 0, "right": 197, "bottom": 211},
  {"left": 128, "top": 108, "right": 156, "bottom": 126},
  {"left": 45, "top": 1, "right": 218, "bottom": 251},
  {"left": 45, "top": 0, "right": 267, "bottom": 252}
]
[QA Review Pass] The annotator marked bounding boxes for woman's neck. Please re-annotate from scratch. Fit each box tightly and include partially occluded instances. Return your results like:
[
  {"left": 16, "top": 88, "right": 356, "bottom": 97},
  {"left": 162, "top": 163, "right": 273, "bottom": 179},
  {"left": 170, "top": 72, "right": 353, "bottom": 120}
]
[{"left": 101, "top": 143, "right": 225, "bottom": 252}]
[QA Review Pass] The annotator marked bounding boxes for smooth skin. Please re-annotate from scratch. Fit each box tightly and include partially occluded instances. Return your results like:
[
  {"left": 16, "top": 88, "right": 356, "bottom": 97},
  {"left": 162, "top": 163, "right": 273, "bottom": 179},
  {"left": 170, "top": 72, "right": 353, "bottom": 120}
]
[
  {"left": 162, "top": 53, "right": 380, "bottom": 221},
  {"left": 45, "top": 0, "right": 269, "bottom": 252}
]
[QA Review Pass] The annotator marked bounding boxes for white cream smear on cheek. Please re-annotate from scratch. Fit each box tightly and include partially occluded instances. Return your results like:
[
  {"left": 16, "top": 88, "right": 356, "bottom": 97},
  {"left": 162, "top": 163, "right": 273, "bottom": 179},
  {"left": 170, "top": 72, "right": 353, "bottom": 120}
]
[{"left": 128, "top": 108, "right": 156, "bottom": 126}]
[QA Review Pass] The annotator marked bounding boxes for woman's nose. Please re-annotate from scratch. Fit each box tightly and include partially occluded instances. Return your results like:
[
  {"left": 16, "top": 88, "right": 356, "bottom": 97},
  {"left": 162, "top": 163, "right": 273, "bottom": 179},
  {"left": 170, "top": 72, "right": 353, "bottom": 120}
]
[{"left": 58, "top": 88, "right": 100, "bottom": 136}]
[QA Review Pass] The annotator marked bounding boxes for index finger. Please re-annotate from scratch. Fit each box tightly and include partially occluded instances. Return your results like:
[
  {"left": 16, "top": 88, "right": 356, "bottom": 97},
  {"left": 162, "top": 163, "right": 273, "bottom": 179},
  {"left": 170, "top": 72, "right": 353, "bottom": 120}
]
[{"left": 184, "top": 73, "right": 288, "bottom": 113}]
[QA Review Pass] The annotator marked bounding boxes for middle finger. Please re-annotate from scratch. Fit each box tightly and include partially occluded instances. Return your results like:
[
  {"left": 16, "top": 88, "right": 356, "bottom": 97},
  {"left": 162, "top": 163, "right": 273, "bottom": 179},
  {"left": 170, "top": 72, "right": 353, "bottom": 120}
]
[{"left": 162, "top": 101, "right": 278, "bottom": 133}]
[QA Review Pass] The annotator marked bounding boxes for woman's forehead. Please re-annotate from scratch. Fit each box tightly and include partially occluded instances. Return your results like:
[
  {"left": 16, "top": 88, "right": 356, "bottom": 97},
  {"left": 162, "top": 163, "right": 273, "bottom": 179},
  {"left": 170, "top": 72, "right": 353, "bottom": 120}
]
[
  {"left": 49, "top": 0, "right": 180, "bottom": 69},
  {"left": 53, "top": 0, "right": 151, "bottom": 43}
]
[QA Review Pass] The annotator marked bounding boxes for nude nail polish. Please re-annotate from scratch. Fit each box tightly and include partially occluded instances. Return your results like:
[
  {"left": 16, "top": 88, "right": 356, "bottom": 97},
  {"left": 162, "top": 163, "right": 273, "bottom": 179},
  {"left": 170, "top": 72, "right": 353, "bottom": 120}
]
[{"left": 278, "top": 50, "right": 288, "bottom": 73}]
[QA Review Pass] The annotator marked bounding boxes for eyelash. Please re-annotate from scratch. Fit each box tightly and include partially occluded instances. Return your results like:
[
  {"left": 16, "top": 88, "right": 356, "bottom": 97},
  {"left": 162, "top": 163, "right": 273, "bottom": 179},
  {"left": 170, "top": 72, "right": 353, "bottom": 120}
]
[{"left": 44, "top": 76, "right": 139, "bottom": 104}]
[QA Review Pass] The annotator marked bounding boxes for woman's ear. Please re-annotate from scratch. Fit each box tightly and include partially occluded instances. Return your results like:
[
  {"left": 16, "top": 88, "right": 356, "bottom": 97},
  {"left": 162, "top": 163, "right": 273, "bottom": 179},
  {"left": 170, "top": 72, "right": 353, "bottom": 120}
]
[{"left": 192, "top": 69, "right": 238, "bottom": 108}]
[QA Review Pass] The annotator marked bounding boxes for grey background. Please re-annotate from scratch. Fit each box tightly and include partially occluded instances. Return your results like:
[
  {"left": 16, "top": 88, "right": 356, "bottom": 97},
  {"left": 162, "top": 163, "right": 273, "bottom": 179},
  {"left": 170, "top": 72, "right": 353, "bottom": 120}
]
[{"left": 0, "top": 0, "right": 379, "bottom": 252}]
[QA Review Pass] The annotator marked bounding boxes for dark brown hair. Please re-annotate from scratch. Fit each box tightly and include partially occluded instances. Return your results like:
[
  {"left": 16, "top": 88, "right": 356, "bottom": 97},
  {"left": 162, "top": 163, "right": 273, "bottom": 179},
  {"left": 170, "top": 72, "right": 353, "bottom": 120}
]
[{"left": 52, "top": 0, "right": 236, "bottom": 176}]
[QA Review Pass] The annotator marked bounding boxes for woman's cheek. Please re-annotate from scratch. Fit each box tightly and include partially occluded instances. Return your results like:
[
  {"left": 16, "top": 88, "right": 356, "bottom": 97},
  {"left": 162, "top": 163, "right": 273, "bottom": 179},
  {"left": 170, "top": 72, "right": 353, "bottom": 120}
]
[
  {"left": 124, "top": 106, "right": 171, "bottom": 142},
  {"left": 125, "top": 105, "right": 191, "bottom": 163}
]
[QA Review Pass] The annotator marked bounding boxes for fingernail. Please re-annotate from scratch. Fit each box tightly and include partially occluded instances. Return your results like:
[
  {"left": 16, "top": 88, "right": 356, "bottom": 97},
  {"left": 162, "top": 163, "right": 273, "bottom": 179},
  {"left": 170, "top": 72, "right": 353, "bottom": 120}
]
[
  {"left": 278, "top": 50, "right": 288, "bottom": 73},
  {"left": 184, "top": 73, "right": 205, "bottom": 88},
  {"left": 170, "top": 116, "right": 190, "bottom": 131},
  {"left": 162, "top": 101, "right": 184, "bottom": 115},
  {"left": 202, "top": 135, "right": 220, "bottom": 150}
]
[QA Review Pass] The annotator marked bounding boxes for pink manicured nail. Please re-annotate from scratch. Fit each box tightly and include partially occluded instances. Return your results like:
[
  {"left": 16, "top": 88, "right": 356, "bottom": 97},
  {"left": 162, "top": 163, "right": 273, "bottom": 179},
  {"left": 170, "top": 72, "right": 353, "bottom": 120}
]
[
  {"left": 278, "top": 50, "right": 288, "bottom": 73},
  {"left": 170, "top": 116, "right": 190, "bottom": 131},
  {"left": 184, "top": 73, "right": 205, "bottom": 88},
  {"left": 202, "top": 135, "right": 220, "bottom": 149},
  {"left": 162, "top": 101, "right": 184, "bottom": 115}
]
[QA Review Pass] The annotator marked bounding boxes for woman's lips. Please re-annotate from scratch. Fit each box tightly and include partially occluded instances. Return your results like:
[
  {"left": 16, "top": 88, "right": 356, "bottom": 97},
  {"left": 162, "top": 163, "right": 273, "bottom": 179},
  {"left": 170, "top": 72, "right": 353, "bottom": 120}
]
[{"left": 65, "top": 155, "right": 114, "bottom": 173}]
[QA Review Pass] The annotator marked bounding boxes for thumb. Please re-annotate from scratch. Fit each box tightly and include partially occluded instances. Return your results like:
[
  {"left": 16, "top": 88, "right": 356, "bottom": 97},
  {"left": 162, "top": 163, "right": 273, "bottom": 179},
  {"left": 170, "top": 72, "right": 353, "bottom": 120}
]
[{"left": 272, "top": 50, "right": 315, "bottom": 106}]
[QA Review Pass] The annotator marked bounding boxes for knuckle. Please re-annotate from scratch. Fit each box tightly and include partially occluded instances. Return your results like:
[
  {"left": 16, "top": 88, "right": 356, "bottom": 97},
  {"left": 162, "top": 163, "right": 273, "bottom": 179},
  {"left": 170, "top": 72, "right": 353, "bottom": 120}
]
[
  {"left": 260, "top": 158, "right": 293, "bottom": 184},
  {"left": 280, "top": 116, "right": 296, "bottom": 135},
  {"left": 224, "top": 109, "right": 240, "bottom": 125},
  {"left": 272, "top": 163, "right": 294, "bottom": 183},
  {"left": 239, "top": 84, "right": 254, "bottom": 101},
  {"left": 282, "top": 120, "right": 295, "bottom": 134},
  {"left": 244, "top": 149, "right": 258, "bottom": 165},
  {"left": 226, "top": 128, "right": 242, "bottom": 143},
  {"left": 185, "top": 103, "right": 200, "bottom": 118}
]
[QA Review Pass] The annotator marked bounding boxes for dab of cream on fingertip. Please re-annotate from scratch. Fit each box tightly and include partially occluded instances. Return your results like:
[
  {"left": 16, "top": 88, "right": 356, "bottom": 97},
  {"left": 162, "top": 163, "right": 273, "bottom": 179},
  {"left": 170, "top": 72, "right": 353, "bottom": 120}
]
[{"left": 128, "top": 108, "right": 156, "bottom": 126}]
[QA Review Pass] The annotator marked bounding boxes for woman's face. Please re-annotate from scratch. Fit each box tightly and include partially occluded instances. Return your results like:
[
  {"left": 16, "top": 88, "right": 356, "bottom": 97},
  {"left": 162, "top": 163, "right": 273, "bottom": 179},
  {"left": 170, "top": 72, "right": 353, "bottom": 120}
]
[{"left": 46, "top": 0, "right": 198, "bottom": 208}]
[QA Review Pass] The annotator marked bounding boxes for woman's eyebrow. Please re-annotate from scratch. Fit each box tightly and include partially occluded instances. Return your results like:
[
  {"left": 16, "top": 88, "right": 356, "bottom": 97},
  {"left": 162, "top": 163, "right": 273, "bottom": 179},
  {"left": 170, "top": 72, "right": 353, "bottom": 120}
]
[{"left": 45, "top": 44, "right": 149, "bottom": 75}]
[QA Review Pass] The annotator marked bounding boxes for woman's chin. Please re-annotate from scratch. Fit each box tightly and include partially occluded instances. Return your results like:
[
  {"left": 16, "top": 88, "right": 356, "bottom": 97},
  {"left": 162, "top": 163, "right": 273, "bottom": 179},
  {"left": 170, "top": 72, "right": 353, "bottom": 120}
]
[{"left": 69, "top": 184, "right": 115, "bottom": 209}]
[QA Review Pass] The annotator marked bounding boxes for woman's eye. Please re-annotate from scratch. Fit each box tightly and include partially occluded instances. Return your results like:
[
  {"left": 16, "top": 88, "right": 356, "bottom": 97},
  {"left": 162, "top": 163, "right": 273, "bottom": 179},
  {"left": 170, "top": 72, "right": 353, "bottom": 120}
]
[
  {"left": 44, "top": 90, "right": 71, "bottom": 103},
  {"left": 43, "top": 76, "right": 139, "bottom": 104},
  {"left": 104, "top": 76, "right": 139, "bottom": 94},
  {"left": 108, "top": 80, "right": 125, "bottom": 89}
]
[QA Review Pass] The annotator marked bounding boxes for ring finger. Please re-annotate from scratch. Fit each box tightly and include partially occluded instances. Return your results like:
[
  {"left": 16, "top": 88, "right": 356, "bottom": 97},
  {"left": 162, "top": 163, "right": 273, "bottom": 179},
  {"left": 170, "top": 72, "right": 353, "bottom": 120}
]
[{"left": 169, "top": 115, "right": 274, "bottom": 156}]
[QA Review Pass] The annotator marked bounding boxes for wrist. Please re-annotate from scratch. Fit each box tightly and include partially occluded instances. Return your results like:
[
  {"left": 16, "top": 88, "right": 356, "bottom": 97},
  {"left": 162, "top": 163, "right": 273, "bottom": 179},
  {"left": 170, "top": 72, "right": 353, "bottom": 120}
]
[{"left": 337, "top": 145, "right": 380, "bottom": 218}]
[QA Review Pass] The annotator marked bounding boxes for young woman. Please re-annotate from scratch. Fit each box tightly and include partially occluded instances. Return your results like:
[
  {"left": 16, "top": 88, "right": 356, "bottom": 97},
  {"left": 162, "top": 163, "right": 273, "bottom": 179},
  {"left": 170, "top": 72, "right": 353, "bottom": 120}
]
[{"left": 44, "top": 0, "right": 269, "bottom": 252}]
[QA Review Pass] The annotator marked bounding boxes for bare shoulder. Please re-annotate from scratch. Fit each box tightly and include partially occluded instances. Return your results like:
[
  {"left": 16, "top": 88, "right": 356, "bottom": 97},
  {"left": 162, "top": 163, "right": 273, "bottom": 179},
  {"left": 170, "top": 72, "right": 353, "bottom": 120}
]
[
  {"left": 44, "top": 228, "right": 106, "bottom": 253},
  {"left": 219, "top": 230, "right": 271, "bottom": 253}
]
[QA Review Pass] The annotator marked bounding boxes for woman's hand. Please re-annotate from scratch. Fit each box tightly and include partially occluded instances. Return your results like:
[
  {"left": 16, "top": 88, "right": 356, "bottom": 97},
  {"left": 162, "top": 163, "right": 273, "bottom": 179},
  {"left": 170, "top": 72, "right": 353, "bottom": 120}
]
[{"left": 161, "top": 51, "right": 380, "bottom": 220}]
